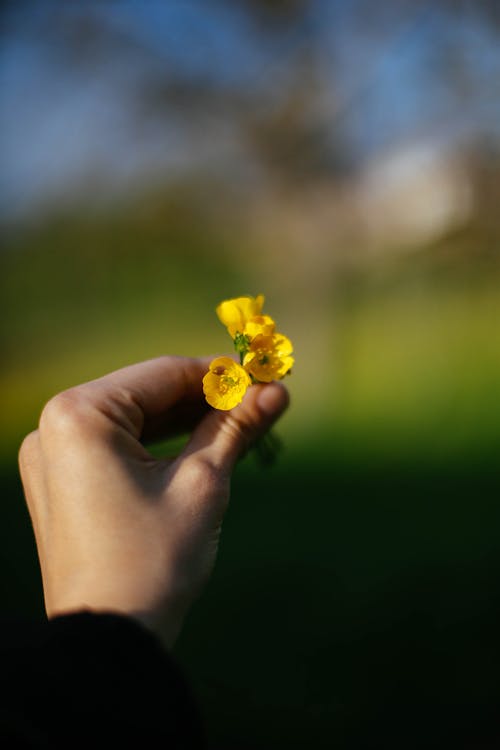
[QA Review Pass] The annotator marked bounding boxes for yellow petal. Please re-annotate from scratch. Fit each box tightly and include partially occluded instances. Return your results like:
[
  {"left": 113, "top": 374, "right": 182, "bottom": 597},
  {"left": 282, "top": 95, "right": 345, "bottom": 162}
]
[
  {"left": 243, "top": 332, "right": 294, "bottom": 382},
  {"left": 275, "top": 355, "right": 294, "bottom": 378},
  {"left": 244, "top": 314, "right": 276, "bottom": 340},
  {"left": 273, "top": 333, "right": 293, "bottom": 357},
  {"left": 216, "top": 295, "right": 265, "bottom": 337},
  {"left": 203, "top": 356, "right": 251, "bottom": 410}
]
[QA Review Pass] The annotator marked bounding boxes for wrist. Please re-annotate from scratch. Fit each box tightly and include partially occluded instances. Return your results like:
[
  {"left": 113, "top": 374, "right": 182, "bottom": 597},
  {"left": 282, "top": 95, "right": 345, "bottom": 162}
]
[{"left": 45, "top": 582, "right": 188, "bottom": 650}]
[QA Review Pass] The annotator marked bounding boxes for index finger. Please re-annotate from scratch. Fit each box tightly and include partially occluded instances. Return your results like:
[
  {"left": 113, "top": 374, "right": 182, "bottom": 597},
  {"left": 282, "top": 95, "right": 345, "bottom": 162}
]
[{"left": 74, "top": 355, "right": 213, "bottom": 442}]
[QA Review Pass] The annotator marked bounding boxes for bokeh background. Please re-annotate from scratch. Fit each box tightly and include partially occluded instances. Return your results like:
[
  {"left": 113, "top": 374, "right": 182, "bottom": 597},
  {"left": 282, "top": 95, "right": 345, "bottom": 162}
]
[{"left": 2, "top": 1, "right": 500, "bottom": 747}]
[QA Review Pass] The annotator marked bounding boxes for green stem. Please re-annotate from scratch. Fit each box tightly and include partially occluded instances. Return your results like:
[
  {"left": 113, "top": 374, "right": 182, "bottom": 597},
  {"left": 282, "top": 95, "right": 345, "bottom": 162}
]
[
  {"left": 253, "top": 429, "right": 283, "bottom": 467},
  {"left": 238, "top": 345, "right": 282, "bottom": 466}
]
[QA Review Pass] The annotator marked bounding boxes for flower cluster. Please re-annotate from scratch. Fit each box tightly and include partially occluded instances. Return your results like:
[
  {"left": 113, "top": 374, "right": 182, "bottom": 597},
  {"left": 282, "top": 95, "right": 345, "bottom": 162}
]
[{"left": 203, "top": 295, "right": 294, "bottom": 410}]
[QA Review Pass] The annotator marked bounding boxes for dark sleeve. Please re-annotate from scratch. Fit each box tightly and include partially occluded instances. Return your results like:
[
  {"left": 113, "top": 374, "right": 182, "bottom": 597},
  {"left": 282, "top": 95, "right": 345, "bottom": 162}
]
[{"left": 0, "top": 611, "right": 205, "bottom": 749}]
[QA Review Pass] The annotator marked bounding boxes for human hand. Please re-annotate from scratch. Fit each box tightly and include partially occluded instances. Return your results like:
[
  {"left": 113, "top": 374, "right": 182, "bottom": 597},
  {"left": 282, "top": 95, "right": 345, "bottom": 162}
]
[{"left": 18, "top": 356, "right": 288, "bottom": 647}]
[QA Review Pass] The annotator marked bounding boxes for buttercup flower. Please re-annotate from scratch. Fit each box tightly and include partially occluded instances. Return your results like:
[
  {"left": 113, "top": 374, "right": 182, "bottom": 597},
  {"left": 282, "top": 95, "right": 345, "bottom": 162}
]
[
  {"left": 216, "top": 295, "right": 265, "bottom": 338},
  {"left": 202, "top": 356, "right": 251, "bottom": 411},
  {"left": 243, "top": 333, "right": 294, "bottom": 383},
  {"left": 204, "top": 295, "right": 294, "bottom": 414}
]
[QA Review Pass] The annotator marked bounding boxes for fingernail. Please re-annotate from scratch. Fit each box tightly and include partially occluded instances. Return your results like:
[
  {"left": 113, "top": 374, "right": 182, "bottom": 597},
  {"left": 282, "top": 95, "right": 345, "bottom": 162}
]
[{"left": 256, "top": 383, "right": 289, "bottom": 417}]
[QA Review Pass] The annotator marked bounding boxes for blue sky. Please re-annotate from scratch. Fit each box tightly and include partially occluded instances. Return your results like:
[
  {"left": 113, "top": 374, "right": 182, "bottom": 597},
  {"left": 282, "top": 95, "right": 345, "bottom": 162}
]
[{"left": 1, "top": 0, "right": 499, "bottom": 219}]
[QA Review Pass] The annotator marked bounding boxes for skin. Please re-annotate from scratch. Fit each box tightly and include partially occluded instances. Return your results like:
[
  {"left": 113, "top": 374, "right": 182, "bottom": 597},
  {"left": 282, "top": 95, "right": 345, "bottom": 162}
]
[{"left": 18, "top": 356, "right": 289, "bottom": 648}]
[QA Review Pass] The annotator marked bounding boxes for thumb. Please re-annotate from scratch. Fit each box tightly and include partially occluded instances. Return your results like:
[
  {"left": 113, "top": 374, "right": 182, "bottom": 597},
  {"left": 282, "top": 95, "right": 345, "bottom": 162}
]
[{"left": 183, "top": 382, "right": 289, "bottom": 475}]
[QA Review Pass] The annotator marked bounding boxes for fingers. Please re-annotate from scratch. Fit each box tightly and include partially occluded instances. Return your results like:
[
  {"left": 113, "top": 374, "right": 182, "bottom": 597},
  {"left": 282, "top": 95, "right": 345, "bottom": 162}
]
[
  {"left": 182, "top": 381, "right": 289, "bottom": 475},
  {"left": 46, "top": 356, "right": 213, "bottom": 442},
  {"left": 30, "top": 356, "right": 289, "bottom": 477}
]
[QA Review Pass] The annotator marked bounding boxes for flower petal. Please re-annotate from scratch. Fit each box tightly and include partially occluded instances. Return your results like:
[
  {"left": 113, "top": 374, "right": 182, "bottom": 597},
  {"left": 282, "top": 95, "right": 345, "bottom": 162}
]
[
  {"left": 216, "top": 295, "right": 265, "bottom": 337},
  {"left": 244, "top": 314, "right": 276, "bottom": 340},
  {"left": 203, "top": 356, "right": 251, "bottom": 410},
  {"left": 243, "top": 332, "right": 294, "bottom": 382}
]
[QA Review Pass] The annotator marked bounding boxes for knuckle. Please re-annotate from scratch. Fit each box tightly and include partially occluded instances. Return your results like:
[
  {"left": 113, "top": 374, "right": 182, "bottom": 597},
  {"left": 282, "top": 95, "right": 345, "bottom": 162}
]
[
  {"left": 18, "top": 430, "right": 40, "bottom": 473},
  {"left": 39, "top": 388, "right": 92, "bottom": 436},
  {"left": 184, "top": 455, "right": 223, "bottom": 494},
  {"left": 180, "top": 457, "right": 228, "bottom": 524},
  {"left": 219, "top": 412, "right": 255, "bottom": 453}
]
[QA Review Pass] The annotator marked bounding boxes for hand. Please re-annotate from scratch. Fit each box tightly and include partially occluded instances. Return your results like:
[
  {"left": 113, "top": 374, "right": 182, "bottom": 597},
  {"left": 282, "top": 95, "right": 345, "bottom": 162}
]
[{"left": 18, "top": 356, "right": 289, "bottom": 647}]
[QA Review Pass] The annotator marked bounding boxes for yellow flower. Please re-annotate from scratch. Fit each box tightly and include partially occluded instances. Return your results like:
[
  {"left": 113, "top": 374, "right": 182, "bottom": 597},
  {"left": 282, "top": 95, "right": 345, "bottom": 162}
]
[
  {"left": 202, "top": 356, "right": 251, "bottom": 410},
  {"left": 204, "top": 295, "right": 293, "bottom": 412},
  {"left": 243, "top": 314, "right": 276, "bottom": 339},
  {"left": 243, "top": 333, "right": 294, "bottom": 383},
  {"left": 216, "top": 295, "right": 265, "bottom": 337}
]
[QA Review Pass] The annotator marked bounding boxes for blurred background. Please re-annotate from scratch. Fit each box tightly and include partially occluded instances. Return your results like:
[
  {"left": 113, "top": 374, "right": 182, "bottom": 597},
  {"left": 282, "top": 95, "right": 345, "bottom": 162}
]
[{"left": 1, "top": 1, "right": 500, "bottom": 747}]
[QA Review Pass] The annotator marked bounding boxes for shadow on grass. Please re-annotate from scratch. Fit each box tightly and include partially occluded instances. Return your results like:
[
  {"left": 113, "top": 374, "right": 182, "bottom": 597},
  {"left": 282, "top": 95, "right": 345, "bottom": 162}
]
[
  {"left": 176, "top": 454, "right": 500, "bottom": 749},
  {"left": 2, "top": 451, "right": 500, "bottom": 748}
]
